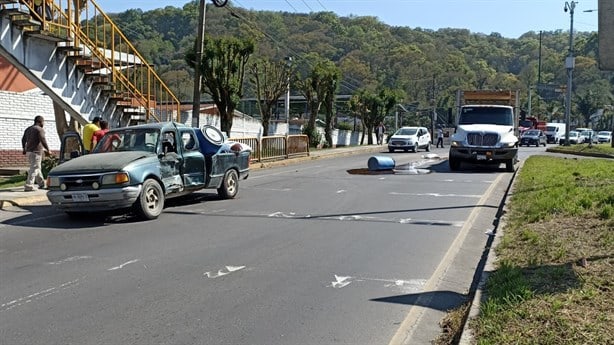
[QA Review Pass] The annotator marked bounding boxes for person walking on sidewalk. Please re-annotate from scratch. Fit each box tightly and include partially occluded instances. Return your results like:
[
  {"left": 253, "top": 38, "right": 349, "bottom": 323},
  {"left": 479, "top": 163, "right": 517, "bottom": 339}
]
[
  {"left": 436, "top": 127, "right": 444, "bottom": 148},
  {"left": 21, "top": 115, "right": 50, "bottom": 191},
  {"left": 376, "top": 122, "right": 386, "bottom": 145}
]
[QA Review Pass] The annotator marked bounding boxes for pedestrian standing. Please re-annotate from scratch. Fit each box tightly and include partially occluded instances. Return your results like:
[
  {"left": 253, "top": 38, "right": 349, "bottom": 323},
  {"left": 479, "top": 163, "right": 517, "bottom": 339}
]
[
  {"left": 376, "top": 122, "right": 386, "bottom": 145},
  {"left": 91, "top": 120, "right": 109, "bottom": 150},
  {"left": 21, "top": 116, "right": 50, "bottom": 191},
  {"left": 82, "top": 116, "right": 101, "bottom": 153},
  {"left": 436, "top": 127, "right": 444, "bottom": 148}
]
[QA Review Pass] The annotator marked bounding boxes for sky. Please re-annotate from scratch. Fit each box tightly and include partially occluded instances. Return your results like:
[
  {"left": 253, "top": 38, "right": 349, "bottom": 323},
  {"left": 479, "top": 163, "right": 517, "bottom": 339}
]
[{"left": 100, "top": 0, "right": 600, "bottom": 39}]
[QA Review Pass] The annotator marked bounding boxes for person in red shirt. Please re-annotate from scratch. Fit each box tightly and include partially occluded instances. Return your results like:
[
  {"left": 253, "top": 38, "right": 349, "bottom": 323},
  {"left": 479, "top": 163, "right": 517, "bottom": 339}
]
[{"left": 91, "top": 120, "right": 109, "bottom": 150}]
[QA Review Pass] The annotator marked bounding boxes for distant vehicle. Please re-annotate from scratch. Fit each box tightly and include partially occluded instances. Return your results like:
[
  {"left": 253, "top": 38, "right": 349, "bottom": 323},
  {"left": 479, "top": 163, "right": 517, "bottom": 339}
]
[
  {"left": 597, "top": 131, "right": 612, "bottom": 143},
  {"left": 567, "top": 131, "right": 584, "bottom": 144},
  {"left": 520, "top": 129, "right": 547, "bottom": 147},
  {"left": 544, "top": 123, "right": 566, "bottom": 144},
  {"left": 575, "top": 128, "right": 598, "bottom": 144},
  {"left": 388, "top": 126, "right": 431, "bottom": 152}
]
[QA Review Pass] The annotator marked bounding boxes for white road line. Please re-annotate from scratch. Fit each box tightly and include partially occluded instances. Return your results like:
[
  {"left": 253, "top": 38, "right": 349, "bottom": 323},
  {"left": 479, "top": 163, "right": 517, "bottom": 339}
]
[
  {"left": 46, "top": 256, "right": 92, "bottom": 265},
  {"left": 390, "top": 192, "right": 482, "bottom": 198},
  {"left": 204, "top": 265, "right": 246, "bottom": 278},
  {"left": 107, "top": 259, "right": 139, "bottom": 271},
  {"left": 1, "top": 278, "right": 81, "bottom": 312}
]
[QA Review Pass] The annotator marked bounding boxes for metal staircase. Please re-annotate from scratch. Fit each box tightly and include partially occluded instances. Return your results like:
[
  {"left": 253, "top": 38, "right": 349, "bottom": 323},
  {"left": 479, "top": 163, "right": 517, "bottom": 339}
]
[{"left": 0, "top": 0, "right": 180, "bottom": 126}]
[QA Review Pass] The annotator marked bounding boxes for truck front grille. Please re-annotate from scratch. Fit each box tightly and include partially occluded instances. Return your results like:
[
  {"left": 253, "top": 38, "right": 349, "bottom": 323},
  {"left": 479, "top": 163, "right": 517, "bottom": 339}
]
[
  {"left": 467, "top": 133, "right": 499, "bottom": 146},
  {"left": 60, "top": 175, "right": 102, "bottom": 191}
]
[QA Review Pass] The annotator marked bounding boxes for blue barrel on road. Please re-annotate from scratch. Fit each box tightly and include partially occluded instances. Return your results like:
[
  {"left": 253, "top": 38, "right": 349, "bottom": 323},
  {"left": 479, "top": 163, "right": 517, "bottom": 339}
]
[{"left": 368, "top": 156, "right": 395, "bottom": 171}]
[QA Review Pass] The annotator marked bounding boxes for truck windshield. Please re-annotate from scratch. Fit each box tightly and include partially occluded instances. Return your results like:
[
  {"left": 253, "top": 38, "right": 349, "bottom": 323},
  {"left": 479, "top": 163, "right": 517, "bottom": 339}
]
[
  {"left": 93, "top": 129, "right": 160, "bottom": 153},
  {"left": 459, "top": 107, "right": 513, "bottom": 126}
]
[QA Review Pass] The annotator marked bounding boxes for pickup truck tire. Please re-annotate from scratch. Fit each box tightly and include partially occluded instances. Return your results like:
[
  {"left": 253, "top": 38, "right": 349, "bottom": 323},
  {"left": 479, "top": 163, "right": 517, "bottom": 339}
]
[
  {"left": 135, "top": 179, "right": 164, "bottom": 220},
  {"left": 218, "top": 169, "right": 239, "bottom": 199},
  {"left": 505, "top": 159, "right": 515, "bottom": 172},
  {"left": 425, "top": 143, "right": 430, "bottom": 152}
]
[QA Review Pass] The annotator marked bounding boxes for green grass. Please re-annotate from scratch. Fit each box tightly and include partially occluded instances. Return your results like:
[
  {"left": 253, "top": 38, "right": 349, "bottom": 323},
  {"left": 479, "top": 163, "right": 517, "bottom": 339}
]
[
  {"left": 0, "top": 174, "right": 27, "bottom": 189},
  {"left": 469, "top": 156, "right": 614, "bottom": 345},
  {"left": 548, "top": 142, "right": 614, "bottom": 158}
]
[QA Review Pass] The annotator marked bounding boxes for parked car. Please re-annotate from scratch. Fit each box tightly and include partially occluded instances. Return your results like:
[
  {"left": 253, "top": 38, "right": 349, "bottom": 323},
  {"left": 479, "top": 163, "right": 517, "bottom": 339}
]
[
  {"left": 388, "top": 126, "right": 431, "bottom": 152},
  {"left": 520, "top": 129, "right": 547, "bottom": 147},
  {"left": 567, "top": 131, "right": 584, "bottom": 144},
  {"left": 576, "top": 128, "right": 598, "bottom": 144},
  {"left": 597, "top": 131, "right": 612, "bottom": 143}
]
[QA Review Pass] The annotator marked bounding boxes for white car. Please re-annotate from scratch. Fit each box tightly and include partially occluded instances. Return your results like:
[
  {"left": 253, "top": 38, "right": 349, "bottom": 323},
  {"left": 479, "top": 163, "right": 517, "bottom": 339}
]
[
  {"left": 567, "top": 131, "right": 584, "bottom": 144},
  {"left": 388, "top": 126, "right": 431, "bottom": 152},
  {"left": 597, "top": 131, "right": 612, "bottom": 143}
]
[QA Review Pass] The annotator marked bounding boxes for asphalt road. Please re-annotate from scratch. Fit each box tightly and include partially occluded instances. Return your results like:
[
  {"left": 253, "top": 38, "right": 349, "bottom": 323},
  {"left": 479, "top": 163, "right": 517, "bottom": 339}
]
[{"left": 0, "top": 146, "right": 546, "bottom": 344}]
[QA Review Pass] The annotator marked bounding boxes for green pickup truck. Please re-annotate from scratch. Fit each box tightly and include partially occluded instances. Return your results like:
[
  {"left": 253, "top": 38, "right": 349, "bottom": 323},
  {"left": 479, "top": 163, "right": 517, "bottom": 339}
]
[{"left": 46, "top": 122, "right": 250, "bottom": 220}]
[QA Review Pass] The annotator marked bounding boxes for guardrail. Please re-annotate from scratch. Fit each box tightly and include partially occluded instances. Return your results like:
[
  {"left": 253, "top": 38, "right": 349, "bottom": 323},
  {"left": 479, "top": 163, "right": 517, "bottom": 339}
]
[{"left": 230, "top": 135, "right": 309, "bottom": 162}]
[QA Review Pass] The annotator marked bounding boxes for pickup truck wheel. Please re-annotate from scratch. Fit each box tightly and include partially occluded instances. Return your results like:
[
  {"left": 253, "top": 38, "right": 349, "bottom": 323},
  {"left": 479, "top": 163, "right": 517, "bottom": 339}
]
[
  {"left": 218, "top": 169, "right": 239, "bottom": 199},
  {"left": 425, "top": 143, "right": 430, "bottom": 152},
  {"left": 135, "top": 179, "right": 164, "bottom": 220},
  {"left": 505, "top": 159, "right": 515, "bottom": 172}
]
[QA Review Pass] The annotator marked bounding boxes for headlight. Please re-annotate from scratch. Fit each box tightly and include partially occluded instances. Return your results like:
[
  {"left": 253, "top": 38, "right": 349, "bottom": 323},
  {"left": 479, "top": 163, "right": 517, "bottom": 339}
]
[
  {"left": 47, "top": 176, "right": 60, "bottom": 187},
  {"left": 101, "top": 172, "right": 130, "bottom": 185},
  {"left": 503, "top": 142, "right": 517, "bottom": 148},
  {"left": 451, "top": 141, "right": 461, "bottom": 147}
]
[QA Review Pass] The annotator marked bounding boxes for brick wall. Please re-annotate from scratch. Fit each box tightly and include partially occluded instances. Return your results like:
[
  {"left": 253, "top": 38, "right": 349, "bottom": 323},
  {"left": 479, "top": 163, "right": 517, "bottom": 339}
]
[{"left": 0, "top": 90, "right": 60, "bottom": 168}]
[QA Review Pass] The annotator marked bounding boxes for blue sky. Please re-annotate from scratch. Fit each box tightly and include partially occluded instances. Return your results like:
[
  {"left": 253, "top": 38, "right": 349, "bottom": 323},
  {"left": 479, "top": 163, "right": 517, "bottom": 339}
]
[{"left": 101, "top": 0, "right": 599, "bottom": 39}]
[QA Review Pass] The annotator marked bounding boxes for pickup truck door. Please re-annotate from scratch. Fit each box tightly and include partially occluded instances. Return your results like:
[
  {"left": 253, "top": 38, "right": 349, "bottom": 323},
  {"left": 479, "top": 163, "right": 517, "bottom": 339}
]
[
  {"left": 178, "top": 129, "right": 206, "bottom": 189},
  {"left": 59, "top": 131, "right": 85, "bottom": 164}
]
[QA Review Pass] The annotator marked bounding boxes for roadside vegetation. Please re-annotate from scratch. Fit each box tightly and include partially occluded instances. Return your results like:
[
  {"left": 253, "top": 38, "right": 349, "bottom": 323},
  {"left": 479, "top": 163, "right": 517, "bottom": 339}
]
[
  {"left": 0, "top": 174, "right": 26, "bottom": 189},
  {"left": 469, "top": 154, "right": 613, "bottom": 344},
  {"left": 548, "top": 142, "right": 614, "bottom": 158}
]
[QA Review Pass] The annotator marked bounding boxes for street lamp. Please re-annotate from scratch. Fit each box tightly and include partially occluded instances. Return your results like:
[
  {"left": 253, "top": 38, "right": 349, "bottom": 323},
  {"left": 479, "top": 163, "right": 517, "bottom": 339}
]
[{"left": 563, "top": 1, "right": 577, "bottom": 146}]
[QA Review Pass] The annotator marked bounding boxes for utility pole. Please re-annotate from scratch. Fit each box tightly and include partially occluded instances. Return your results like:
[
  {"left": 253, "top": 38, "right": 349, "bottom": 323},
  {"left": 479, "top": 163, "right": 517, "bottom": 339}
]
[
  {"left": 563, "top": 1, "right": 577, "bottom": 146},
  {"left": 191, "top": 0, "right": 206, "bottom": 128},
  {"left": 191, "top": 0, "right": 229, "bottom": 128}
]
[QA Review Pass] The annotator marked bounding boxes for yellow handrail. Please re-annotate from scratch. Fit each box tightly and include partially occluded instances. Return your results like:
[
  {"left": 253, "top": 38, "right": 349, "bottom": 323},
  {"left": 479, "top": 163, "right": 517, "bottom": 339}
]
[{"left": 15, "top": 0, "right": 181, "bottom": 123}]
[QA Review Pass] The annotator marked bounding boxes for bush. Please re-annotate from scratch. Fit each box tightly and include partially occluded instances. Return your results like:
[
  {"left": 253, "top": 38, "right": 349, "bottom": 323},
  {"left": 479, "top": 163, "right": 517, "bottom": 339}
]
[
  {"left": 42, "top": 154, "right": 59, "bottom": 178},
  {"left": 302, "top": 126, "right": 322, "bottom": 148},
  {"left": 336, "top": 122, "right": 353, "bottom": 131}
]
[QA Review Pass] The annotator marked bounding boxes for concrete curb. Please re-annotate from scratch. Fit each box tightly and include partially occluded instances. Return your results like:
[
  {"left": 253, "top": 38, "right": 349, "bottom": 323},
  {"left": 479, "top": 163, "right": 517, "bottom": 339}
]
[{"left": 457, "top": 159, "right": 524, "bottom": 344}]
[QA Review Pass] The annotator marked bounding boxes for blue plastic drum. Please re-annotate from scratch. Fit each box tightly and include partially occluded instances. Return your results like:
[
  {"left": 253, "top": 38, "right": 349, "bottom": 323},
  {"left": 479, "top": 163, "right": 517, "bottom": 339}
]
[{"left": 368, "top": 156, "right": 395, "bottom": 171}]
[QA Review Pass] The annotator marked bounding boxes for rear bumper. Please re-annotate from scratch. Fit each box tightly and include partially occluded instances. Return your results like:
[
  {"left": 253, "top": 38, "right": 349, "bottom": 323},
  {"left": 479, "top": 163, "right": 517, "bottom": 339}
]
[
  {"left": 449, "top": 147, "right": 518, "bottom": 163},
  {"left": 47, "top": 185, "right": 141, "bottom": 212}
]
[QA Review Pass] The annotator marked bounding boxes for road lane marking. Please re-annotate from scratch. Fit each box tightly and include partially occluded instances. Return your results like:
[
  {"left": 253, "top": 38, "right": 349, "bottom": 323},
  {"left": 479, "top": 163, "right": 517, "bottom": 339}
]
[
  {"left": 46, "top": 256, "right": 92, "bottom": 265},
  {"left": 267, "top": 212, "right": 463, "bottom": 227},
  {"left": 390, "top": 192, "right": 482, "bottom": 198},
  {"left": 204, "top": 265, "right": 246, "bottom": 278},
  {"left": 107, "top": 259, "right": 139, "bottom": 271},
  {"left": 328, "top": 275, "right": 427, "bottom": 293},
  {"left": 1, "top": 278, "right": 81, "bottom": 312}
]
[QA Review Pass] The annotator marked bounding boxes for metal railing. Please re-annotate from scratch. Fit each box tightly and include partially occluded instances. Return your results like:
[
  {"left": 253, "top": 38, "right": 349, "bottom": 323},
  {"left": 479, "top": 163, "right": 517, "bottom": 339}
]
[
  {"left": 10, "top": 0, "right": 181, "bottom": 123},
  {"left": 230, "top": 135, "right": 310, "bottom": 162}
]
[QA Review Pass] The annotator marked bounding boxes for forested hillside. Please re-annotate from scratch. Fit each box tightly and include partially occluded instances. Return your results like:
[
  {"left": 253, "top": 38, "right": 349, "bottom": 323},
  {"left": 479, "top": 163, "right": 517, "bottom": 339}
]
[{"left": 107, "top": 1, "right": 613, "bottom": 129}]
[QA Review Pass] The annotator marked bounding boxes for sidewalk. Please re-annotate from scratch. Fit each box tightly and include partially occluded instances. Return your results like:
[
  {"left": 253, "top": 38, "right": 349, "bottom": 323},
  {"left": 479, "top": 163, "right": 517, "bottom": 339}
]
[{"left": 0, "top": 144, "right": 386, "bottom": 209}]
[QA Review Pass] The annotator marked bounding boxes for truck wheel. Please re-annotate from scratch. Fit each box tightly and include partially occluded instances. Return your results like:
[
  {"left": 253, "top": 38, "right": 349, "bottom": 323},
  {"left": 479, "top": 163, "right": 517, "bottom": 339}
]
[
  {"left": 218, "top": 169, "right": 239, "bottom": 199},
  {"left": 505, "top": 159, "right": 515, "bottom": 172},
  {"left": 135, "top": 179, "right": 164, "bottom": 220},
  {"left": 449, "top": 158, "right": 460, "bottom": 171},
  {"left": 425, "top": 142, "right": 430, "bottom": 152}
]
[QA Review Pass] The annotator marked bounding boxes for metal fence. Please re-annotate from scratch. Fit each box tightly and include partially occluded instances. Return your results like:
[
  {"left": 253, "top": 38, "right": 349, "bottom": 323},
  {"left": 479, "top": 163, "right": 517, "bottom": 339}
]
[{"left": 230, "top": 135, "right": 309, "bottom": 162}]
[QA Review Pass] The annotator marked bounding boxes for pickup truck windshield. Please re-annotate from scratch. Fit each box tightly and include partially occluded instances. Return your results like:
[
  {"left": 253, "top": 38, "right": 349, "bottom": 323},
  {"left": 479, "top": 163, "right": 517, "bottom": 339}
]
[
  {"left": 93, "top": 128, "right": 160, "bottom": 153},
  {"left": 459, "top": 107, "right": 514, "bottom": 126}
]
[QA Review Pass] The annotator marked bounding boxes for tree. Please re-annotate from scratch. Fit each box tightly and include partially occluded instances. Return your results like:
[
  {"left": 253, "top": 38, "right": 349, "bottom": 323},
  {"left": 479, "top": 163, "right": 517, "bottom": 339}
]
[
  {"left": 320, "top": 61, "right": 341, "bottom": 147},
  {"left": 349, "top": 88, "right": 402, "bottom": 145},
  {"left": 293, "top": 53, "right": 337, "bottom": 147},
  {"left": 186, "top": 35, "right": 254, "bottom": 136},
  {"left": 249, "top": 58, "right": 294, "bottom": 136}
]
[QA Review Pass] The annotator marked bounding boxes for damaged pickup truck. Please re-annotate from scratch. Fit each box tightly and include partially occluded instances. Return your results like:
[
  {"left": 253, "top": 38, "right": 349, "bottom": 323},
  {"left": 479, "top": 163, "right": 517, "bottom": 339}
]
[{"left": 46, "top": 122, "right": 250, "bottom": 220}]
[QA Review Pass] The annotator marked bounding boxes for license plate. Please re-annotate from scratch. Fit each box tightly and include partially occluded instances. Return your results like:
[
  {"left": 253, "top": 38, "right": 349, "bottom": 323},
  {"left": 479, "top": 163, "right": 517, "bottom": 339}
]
[
  {"left": 71, "top": 193, "right": 89, "bottom": 202},
  {"left": 477, "top": 154, "right": 487, "bottom": 160}
]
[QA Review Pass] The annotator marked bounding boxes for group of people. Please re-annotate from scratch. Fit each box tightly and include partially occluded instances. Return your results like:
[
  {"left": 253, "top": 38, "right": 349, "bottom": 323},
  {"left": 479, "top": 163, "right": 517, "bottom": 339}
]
[{"left": 20, "top": 115, "right": 108, "bottom": 192}]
